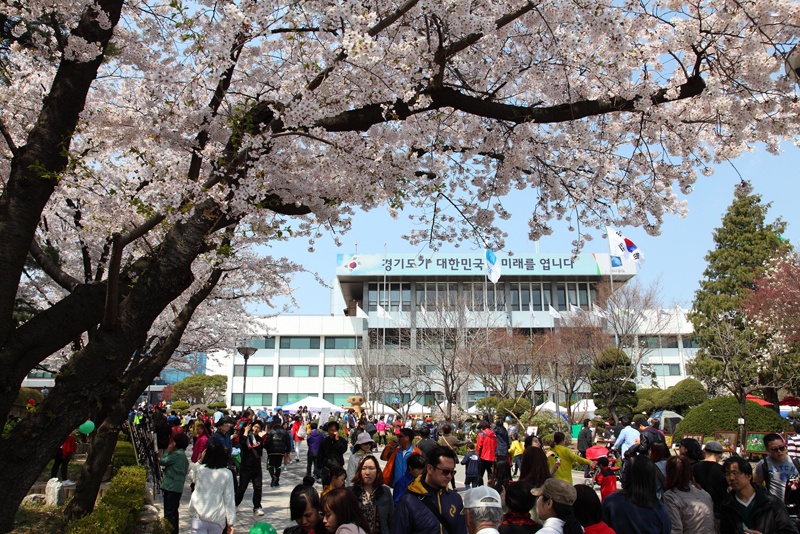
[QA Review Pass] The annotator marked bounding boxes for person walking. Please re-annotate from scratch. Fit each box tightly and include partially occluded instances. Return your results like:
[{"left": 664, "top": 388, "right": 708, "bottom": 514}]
[
  {"left": 351, "top": 455, "right": 394, "bottom": 534},
  {"left": 188, "top": 441, "right": 236, "bottom": 534},
  {"left": 307, "top": 422, "right": 325, "bottom": 479},
  {"left": 662, "top": 455, "right": 715, "bottom": 534},
  {"left": 692, "top": 440, "right": 728, "bottom": 529},
  {"left": 319, "top": 421, "right": 349, "bottom": 481},
  {"left": 293, "top": 415, "right": 308, "bottom": 463},
  {"left": 719, "top": 456, "right": 798, "bottom": 534},
  {"left": 234, "top": 420, "right": 266, "bottom": 516},
  {"left": 416, "top": 427, "right": 438, "bottom": 459},
  {"left": 577, "top": 420, "right": 594, "bottom": 482},
  {"left": 463, "top": 486, "right": 504, "bottom": 534},
  {"left": 265, "top": 417, "right": 292, "bottom": 487},
  {"left": 549, "top": 432, "right": 592, "bottom": 484},
  {"left": 159, "top": 432, "right": 190, "bottom": 534},
  {"left": 347, "top": 433, "right": 376, "bottom": 484},
  {"left": 477, "top": 420, "right": 497, "bottom": 486},
  {"left": 376, "top": 416, "right": 389, "bottom": 448},
  {"left": 321, "top": 488, "right": 372, "bottom": 534},
  {"left": 51, "top": 431, "right": 77, "bottom": 484},
  {"left": 380, "top": 428, "right": 422, "bottom": 487},
  {"left": 531, "top": 478, "right": 584, "bottom": 534},
  {"left": 192, "top": 422, "right": 210, "bottom": 463},
  {"left": 393, "top": 446, "right": 467, "bottom": 534},
  {"left": 285, "top": 482, "right": 326, "bottom": 534},
  {"left": 441, "top": 424, "right": 468, "bottom": 490},
  {"left": 510, "top": 434, "right": 525, "bottom": 478}
]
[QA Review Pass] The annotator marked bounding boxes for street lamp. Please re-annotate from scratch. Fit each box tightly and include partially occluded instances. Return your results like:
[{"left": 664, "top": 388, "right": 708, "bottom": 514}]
[{"left": 237, "top": 345, "right": 257, "bottom": 413}]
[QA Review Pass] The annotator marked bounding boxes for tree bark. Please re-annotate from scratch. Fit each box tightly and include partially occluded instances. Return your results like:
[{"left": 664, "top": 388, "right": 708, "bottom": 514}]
[
  {"left": 65, "top": 268, "right": 222, "bottom": 519},
  {"left": 0, "top": 200, "right": 223, "bottom": 533},
  {"left": 763, "top": 387, "right": 780, "bottom": 414}
]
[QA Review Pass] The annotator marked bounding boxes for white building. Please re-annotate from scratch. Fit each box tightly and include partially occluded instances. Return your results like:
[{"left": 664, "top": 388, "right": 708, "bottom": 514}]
[{"left": 217, "top": 252, "right": 701, "bottom": 412}]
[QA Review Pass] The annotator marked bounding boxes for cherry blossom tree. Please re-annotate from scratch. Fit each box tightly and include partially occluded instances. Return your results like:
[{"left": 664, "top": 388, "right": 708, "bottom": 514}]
[{"left": 1, "top": 0, "right": 800, "bottom": 528}]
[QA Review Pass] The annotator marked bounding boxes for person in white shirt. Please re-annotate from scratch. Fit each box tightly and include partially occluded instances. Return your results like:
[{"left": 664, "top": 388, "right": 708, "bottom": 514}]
[
  {"left": 463, "top": 486, "right": 503, "bottom": 534},
  {"left": 530, "top": 478, "right": 584, "bottom": 534},
  {"left": 189, "top": 441, "right": 236, "bottom": 534}
]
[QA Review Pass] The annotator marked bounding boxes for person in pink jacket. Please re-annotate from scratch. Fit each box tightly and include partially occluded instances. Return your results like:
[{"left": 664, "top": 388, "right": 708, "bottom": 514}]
[{"left": 376, "top": 416, "right": 389, "bottom": 447}]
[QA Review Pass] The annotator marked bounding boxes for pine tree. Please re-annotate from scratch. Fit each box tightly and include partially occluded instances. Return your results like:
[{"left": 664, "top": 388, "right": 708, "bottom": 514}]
[
  {"left": 590, "top": 348, "right": 637, "bottom": 422},
  {"left": 688, "top": 182, "right": 792, "bottom": 442}
]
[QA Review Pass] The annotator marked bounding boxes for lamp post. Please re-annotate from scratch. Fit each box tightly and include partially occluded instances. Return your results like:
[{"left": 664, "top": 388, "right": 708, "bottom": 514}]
[{"left": 237, "top": 345, "right": 257, "bottom": 413}]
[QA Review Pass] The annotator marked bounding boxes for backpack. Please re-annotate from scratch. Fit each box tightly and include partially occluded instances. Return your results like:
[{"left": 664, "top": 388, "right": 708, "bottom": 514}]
[
  {"left": 763, "top": 455, "right": 800, "bottom": 516},
  {"left": 298, "top": 424, "right": 308, "bottom": 439}
]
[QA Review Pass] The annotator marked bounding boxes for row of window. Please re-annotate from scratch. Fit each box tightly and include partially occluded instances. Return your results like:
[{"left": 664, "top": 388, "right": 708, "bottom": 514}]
[
  {"left": 229, "top": 392, "right": 427, "bottom": 409},
  {"left": 648, "top": 363, "right": 683, "bottom": 376},
  {"left": 245, "top": 337, "right": 363, "bottom": 350},
  {"left": 366, "top": 282, "right": 599, "bottom": 312},
  {"left": 26, "top": 370, "right": 55, "bottom": 379},
  {"left": 233, "top": 364, "right": 362, "bottom": 378}
]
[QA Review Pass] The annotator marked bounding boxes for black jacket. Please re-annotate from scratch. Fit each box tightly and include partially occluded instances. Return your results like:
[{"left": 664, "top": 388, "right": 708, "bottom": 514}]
[
  {"left": 265, "top": 426, "right": 291, "bottom": 455},
  {"left": 240, "top": 432, "right": 264, "bottom": 470},
  {"left": 719, "top": 483, "right": 798, "bottom": 534},
  {"left": 353, "top": 484, "right": 394, "bottom": 534},
  {"left": 577, "top": 428, "right": 593, "bottom": 453},
  {"left": 494, "top": 425, "right": 511, "bottom": 457},
  {"left": 318, "top": 435, "right": 348, "bottom": 469}
]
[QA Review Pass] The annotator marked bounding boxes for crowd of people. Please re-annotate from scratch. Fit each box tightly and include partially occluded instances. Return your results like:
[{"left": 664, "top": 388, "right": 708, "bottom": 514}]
[{"left": 135, "top": 402, "right": 800, "bottom": 534}]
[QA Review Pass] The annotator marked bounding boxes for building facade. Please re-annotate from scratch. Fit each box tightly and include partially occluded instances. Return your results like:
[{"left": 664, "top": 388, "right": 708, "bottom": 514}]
[{"left": 219, "top": 252, "right": 701, "bottom": 412}]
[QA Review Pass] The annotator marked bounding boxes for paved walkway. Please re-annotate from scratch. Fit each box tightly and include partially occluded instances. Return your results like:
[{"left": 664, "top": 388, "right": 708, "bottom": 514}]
[{"left": 150, "top": 445, "right": 601, "bottom": 533}]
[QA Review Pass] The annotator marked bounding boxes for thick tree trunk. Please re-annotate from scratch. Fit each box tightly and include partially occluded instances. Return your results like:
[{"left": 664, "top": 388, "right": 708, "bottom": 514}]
[
  {"left": 0, "top": 201, "right": 224, "bottom": 533},
  {"left": 739, "top": 395, "right": 747, "bottom": 452},
  {"left": 764, "top": 387, "right": 780, "bottom": 414}
]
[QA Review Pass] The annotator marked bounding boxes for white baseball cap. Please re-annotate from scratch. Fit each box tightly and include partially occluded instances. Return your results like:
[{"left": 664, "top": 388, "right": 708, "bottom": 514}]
[{"left": 462, "top": 486, "right": 502, "bottom": 512}]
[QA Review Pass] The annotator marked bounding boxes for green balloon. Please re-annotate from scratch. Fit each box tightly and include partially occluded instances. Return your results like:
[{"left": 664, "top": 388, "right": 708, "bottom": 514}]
[
  {"left": 250, "top": 523, "right": 277, "bottom": 534},
  {"left": 79, "top": 420, "right": 95, "bottom": 434}
]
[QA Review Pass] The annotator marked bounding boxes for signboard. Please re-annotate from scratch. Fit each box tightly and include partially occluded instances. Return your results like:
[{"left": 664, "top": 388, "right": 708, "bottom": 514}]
[{"left": 337, "top": 253, "right": 634, "bottom": 277}]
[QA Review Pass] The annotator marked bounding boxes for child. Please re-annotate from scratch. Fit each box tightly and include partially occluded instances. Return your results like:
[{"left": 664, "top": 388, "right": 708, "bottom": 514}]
[
  {"left": 509, "top": 433, "right": 524, "bottom": 477},
  {"left": 392, "top": 453, "right": 426, "bottom": 504},
  {"left": 461, "top": 442, "right": 481, "bottom": 488},
  {"left": 595, "top": 456, "right": 619, "bottom": 502},
  {"left": 322, "top": 466, "right": 347, "bottom": 496}
]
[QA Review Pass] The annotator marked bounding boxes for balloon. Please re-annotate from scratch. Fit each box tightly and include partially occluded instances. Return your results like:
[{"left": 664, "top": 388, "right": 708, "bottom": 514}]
[
  {"left": 27, "top": 399, "right": 35, "bottom": 405},
  {"left": 79, "top": 420, "right": 95, "bottom": 434},
  {"left": 249, "top": 523, "right": 277, "bottom": 534}
]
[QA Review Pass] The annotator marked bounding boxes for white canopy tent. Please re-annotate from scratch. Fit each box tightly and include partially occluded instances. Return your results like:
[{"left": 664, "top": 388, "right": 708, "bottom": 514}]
[
  {"left": 281, "top": 396, "right": 348, "bottom": 413},
  {"left": 570, "top": 399, "right": 597, "bottom": 419},
  {"left": 405, "top": 401, "right": 433, "bottom": 415}
]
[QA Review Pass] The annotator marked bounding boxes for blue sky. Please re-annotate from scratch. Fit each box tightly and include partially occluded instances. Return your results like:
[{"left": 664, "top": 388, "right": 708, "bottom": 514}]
[{"left": 254, "top": 141, "right": 800, "bottom": 315}]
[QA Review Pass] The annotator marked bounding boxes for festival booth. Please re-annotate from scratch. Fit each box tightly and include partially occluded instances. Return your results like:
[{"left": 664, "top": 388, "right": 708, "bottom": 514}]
[
  {"left": 650, "top": 409, "right": 684, "bottom": 434},
  {"left": 281, "top": 396, "right": 347, "bottom": 413}
]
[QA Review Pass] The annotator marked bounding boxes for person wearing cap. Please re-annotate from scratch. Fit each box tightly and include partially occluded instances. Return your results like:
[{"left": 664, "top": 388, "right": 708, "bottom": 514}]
[
  {"left": 692, "top": 439, "right": 727, "bottom": 527},
  {"left": 530, "top": 479, "right": 584, "bottom": 534},
  {"left": 393, "top": 446, "right": 467, "bottom": 534},
  {"left": 347, "top": 432, "right": 377, "bottom": 484},
  {"left": 463, "top": 486, "right": 503, "bottom": 534}
]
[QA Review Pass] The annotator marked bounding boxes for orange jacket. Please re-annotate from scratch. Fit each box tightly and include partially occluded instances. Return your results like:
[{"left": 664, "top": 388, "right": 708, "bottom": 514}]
[{"left": 380, "top": 441, "right": 421, "bottom": 486}]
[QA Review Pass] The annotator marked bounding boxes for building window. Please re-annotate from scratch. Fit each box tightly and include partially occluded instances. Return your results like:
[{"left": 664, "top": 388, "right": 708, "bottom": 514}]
[
  {"left": 639, "top": 336, "right": 661, "bottom": 349},
  {"left": 280, "top": 337, "right": 320, "bottom": 349},
  {"left": 279, "top": 365, "right": 319, "bottom": 377},
  {"left": 323, "top": 393, "right": 355, "bottom": 406},
  {"left": 651, "top": 364, "right": 681, "bottom": 376},
  {"left": 556, "top": 283, "right": 566, "bottom": 311},
  {"left": 382, "top": 393, "right": 412, "bottom": 406},
  {"left": 662, "top": 336, "right": 679, "bottom": 349},
  {"left": 416, "top": 282, "right": 457, "bottom": 309},
  {"left": 233, "top": 365, "right": 274, "bottom": 377},
  {"left": 324, "top": 337, "right": 362, "bottom": 349},
  {"left": 27, "top": 369, "right": 55, "bottom": 379},
  {"left": 277, "top": 393, "right": 314, "bottom": 405},
  {"left": 245, "top": 337, "right": 276, "bottom": 349},
  {"left": 231, "top": 393, "right": 273, "bottom": 407},
  {"left": 682, "top": 337, "right": 700, "bottom": 349},
  {"left": 368, "top": 283, "right": 411, "bottom": 311},
  {"left": 368, "top": 328, "right": 411, "bottom": 349},
  {"left": 324, "top": 365, "right": 354, "bottom": 377}
]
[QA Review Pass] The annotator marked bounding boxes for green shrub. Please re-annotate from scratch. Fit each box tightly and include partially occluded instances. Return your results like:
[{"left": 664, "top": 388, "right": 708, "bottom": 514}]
[
  {"left": 668, "top": 379, "right": 708, "bottom": 414},
  {"left": 674, "top": 396, "right": 791, "bottom": 439},
  {"left": 208, "top": 401, "right": 227, "bottom": 410},
  {"left": 789, "top": 411, "right": 800, "bottom": 419},
  {"left": 15, "top": 387, "right": 44, "bottom": 406},
  {"left": 170, "top": 400, "right": 189, "bottom": 411},
  {"left": 66, "top": 465, "right": 146, "bottom": 534},
  {"left": 112, "top": 440, "right": 138, "bottom": 475},
  {"left": 634, "top": 388, "right": 661, "bottom": 413}
]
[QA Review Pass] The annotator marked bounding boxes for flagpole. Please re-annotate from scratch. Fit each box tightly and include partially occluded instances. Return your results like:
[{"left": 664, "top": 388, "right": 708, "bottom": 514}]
[
  {"left": 606, "top": 232, "right": 616, "bottom": 295},
  {"left": 383, "top": 244, "right": 387, "bottom": 350}
]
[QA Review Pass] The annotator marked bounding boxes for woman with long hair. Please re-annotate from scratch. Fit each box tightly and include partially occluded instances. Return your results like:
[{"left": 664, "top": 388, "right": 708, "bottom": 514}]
[
  {"left": 323, "top": 466, "right": 348, "bottom": 496},
  {"left": 519, "top": 446, "right": 554, "bottom": 488},
  {"left": 499, "top": 481, "right": 542, "bottom": 534},
  {"left": 285, "top": 481, "right": 326, "bottom": 534},
  {"left": 531, "top": 478, "right": 584, "bottom": 534},
  {"left": 188, "top": 441, "right": 236, "bottom": 534},
  {"left": 572, "top": 485, "right": 614, "bottom": 534},
  {"left": 678, "top": 438, "right": 704, "bottom": 466},
  {"left": 602, "top": 455, "right": 670, "bottom": 534},
  {"left": 649, "top": 442, "right": 667, "bottom": 499},
  {"left": 321, "top": 488, "right": 372, "bottom": 534},
  {"left": 662, "top": 456, "right": 714, "bottom": 534},
  {"left": 350, "top": 456, "right": 393, "bottom": 534}
]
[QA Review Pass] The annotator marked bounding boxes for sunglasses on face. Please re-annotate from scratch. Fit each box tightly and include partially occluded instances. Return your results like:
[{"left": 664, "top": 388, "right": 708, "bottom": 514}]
[
  {"left": 770, "top": 446, "right": 787, "bottom": 453},
  {"left": 434, "top": 467, "right": 457, "bottom": 477}
]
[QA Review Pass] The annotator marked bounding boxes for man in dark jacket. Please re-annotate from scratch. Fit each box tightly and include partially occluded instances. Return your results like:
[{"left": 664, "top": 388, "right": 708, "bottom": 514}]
[
  {"left": 306, "top": 422, "right": 324, "bottom": 478},
  {"left": 720, "top": 456, "right": 798, "bottom": 534},
  {"left": 577, "top": 419, "right": 594, "bottom": 480},
  {"left": 208, "top": 417, "right": 233, "bottom": 453},
  {"left": 234, "top": 420, "right": 265, "bottom": 515},
  {"left": 416, "top": 427, "right": 438, "bottom": 459},
  {"left": 350, "top": 418, "right": 367, "bottom": 452},
  {"left": 264, "top": 418, "right": 291, "bottom": 487},
  {"left": 318, "top": 421, "right": 348, "bottom": 476},
  {"left": 393, "top": 446, "right": 467, "bottom": 534}
]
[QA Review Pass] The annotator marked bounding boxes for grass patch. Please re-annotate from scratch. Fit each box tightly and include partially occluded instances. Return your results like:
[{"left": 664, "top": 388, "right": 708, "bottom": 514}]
[
  {"left": 13, "top": 502, "right": 69, "bottom": 534},
  {"left": 65, "top": 465, "right": 146, "bottom": 534}
]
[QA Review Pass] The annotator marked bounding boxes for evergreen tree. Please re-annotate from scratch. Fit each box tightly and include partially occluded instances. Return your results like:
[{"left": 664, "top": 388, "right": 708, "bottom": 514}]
[
  {"left": 688, "top": 181, "right": 792, "bottom": 418},
  {"left": 590, "top": 348, "right": 637, "bottom": 423}
]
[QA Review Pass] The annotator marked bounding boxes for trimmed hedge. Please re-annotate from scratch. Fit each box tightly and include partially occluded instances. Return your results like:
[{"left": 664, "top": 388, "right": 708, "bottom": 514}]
[
  {"left": 66, "top": 465, "right": 146, "bottom": 534},
  {"left": 674, "top": 396, "right": 791, "bottom": 439},
  {"left": 112, "top": 439, "right": 138, "bottom": 475},
  {"left": 15, "top": 387, "right": 44, "bottom": 406},
  {"left": 170, "top": 400, "right": 189, "bottom": 411}
]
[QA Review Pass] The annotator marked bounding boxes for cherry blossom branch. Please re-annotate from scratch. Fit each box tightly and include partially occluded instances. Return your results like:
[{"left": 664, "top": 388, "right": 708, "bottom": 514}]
[
  {"left": 101, "top": 233, "right": 122, "bottom": 330},
  {"left": 29, "top": 239, "right": 81, "bottom": 292},
  {"left": 367, "top": 0, "right": 420, "bottom": 37}
]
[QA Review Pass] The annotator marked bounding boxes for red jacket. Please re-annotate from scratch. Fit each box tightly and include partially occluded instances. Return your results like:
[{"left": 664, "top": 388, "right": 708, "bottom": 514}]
[
  {"left": 292, "top": 420, "right": 305, "bottom": 442},
  {"left": 584, "top": 521, "right": 616, "bottom": 534},
  {"left": 597, "top": 467, "right": 619, "bottom": 502},
  {"left": 61, "top": 435, "right": 76, "bottom": 459},
  {"left": 477, "top": 428, "right": 497, "bottom": 461}
]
